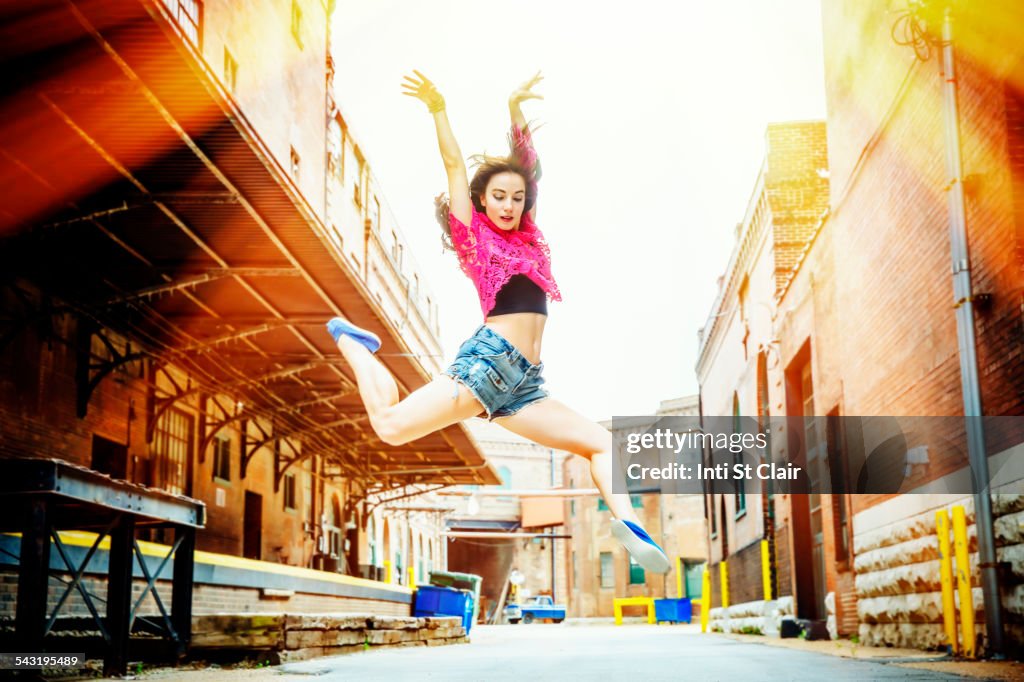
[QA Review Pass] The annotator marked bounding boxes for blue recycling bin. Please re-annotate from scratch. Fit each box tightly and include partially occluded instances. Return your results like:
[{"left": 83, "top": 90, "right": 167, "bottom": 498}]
[
  {"left": 414, "top": 585, "right": 475, "bottom": 633},
  {"left": 654, "top": 598, "right": 692, "bottom": 623}
]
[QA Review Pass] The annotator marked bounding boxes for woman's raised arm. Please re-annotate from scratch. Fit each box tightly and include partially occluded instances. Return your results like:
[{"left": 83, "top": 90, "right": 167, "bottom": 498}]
[
  {"left": 402, "top": 71, "right": 471, "bottom": 226},
  {"left": 508, "top": 71, "right": 543, "bottom": 219}
]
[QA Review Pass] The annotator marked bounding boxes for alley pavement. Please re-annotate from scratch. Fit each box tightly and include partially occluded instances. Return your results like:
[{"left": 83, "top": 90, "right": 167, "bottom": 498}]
[{"left": 128, "top": 624, "right": 986, "bottom": 682}]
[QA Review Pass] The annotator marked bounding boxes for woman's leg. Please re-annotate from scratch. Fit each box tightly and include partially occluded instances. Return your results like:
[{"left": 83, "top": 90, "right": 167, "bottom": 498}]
[
  {"left": 493, "top": 397, "right": 641, "bottom": 525},
  {"left": 334, "top": 335, "right": 484, "bottom": 445}
]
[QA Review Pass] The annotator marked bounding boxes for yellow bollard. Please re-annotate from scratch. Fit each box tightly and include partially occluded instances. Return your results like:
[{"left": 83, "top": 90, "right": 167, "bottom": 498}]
[
  {"left": 719, "top": 560, "right": 730, "bottom": 609},
  {"left": 676, "top": 556, "right": 684, "bottom": 599},
  {"left": 700, "top": 567, "right": 711, "bottom": 633},
  {"left": 952, "top": 505, "right": 975, "bottom": 658},
  {"left": 384, "top": 559, "right": 392, "bottom": 585},
  {"left": 761, "top": 539, "right": 772, "bottom": 601},
  {"left": 409, "top": 565, "right": 416, "bottom": 588},
  {"left": 936, "top": 509, "right": 958, "bottom": 654}
]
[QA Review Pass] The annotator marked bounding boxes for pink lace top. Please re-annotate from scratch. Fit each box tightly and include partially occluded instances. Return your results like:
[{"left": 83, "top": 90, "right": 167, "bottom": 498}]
[{"left": 448, "top": 208, "right": 562, "bottom": 318}]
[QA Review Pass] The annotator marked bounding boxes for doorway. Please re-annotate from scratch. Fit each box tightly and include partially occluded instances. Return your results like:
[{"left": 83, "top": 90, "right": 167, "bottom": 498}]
[
  {"left": 243, "top": 491, "right": 262, "bottom": 560},
  {"left": 785, "top": 342, "right": 826, "bottom": 621},
  {"left": 91, "top": 434, "right": 127, "bottom": 480}
]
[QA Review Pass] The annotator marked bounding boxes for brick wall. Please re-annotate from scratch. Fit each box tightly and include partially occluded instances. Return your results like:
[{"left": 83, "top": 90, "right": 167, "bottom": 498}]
[
  {"left": 727, "top": 538, "right": 766, "bottom": 607},
  {"left": 773, "top": 521, "right": 793, "bottom": 598},
  {"left": 820, "top": 3, "right": 1024, "bottom": 426},
  {"left": 0, "top": 567, "right": 409, "bottom": 620},
  {"left": 765, "top": 122, "right": 830, "bottom": 294},
  {"left": 0, "top": 294, "right": 352, "bottom": 571}
]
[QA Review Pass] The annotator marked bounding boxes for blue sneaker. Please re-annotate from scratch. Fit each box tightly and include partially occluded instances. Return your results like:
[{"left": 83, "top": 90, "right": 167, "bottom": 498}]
[
  {"left": 327, "top": 317, "right": 381, "bottom": 353},
  {"left": 611, "top": 519, "right": 671, "bottom": 574}
]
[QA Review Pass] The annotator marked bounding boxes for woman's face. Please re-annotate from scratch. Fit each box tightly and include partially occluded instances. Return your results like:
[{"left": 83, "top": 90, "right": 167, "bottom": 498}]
[{"left": 481, "top": 172, "right": 527, "bottom": 231}]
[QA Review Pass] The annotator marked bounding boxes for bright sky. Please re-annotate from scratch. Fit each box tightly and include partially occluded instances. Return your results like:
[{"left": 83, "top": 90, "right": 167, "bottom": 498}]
[{"left": 331, "top": 0, "right": 826, "bottom": 421}]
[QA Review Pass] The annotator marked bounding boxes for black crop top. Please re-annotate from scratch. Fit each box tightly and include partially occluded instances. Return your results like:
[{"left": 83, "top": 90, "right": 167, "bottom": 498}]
[{"left": 488, "top": 274, "right": 548, "bottom": 317}]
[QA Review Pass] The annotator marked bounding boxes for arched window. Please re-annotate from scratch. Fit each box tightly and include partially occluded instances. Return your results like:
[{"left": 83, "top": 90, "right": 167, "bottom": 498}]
[
  {"left": 498, "top": 466, "right": 512, "bottom": 489},
  {"left": 733, "top": 393, "right": 747, "bottom": 517},
  {"left": 417, "top": 535, "right": 425, "bottom": 585},
  {"left": 326, "top": 495, "right": 342, "bottom": 559},
  {"left": 425, "top": 538, "right": 433, "bottom": 579}
]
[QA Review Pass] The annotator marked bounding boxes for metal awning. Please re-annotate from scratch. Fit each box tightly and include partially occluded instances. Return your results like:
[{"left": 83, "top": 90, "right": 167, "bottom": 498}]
[{"left": 0, "top": 1, "right": 498, "bottom": 489}]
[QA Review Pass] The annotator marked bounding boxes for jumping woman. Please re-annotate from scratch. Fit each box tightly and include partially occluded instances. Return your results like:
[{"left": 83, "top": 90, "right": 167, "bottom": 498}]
[{"left": 326, "top": 71, "right": 670, "bottom": 574}]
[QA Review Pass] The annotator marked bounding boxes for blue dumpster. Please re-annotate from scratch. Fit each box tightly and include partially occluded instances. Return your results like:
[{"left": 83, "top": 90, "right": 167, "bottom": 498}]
[
  {"left": 654, "top": 598, "right": 692, "bottom": 623},
  {"left": 414, "top": 585, "right": 475, "bottom": 633}
]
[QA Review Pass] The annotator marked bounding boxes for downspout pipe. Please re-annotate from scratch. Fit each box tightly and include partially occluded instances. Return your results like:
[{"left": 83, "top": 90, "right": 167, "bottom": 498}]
[{"left": 939, "top": 6, "right": 1004, "bottom": 657}]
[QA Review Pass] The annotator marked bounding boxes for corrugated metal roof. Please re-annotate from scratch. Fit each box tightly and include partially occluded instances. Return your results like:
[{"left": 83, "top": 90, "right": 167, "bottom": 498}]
[{"left": 0, "top": 0, "right": 497, "bottom": 488}]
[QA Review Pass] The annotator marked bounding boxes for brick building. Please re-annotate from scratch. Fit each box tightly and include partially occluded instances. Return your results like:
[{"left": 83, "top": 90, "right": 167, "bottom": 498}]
[
  {"left": 695, "top": 0, "right": 1024, "bottom": 652},
  {"left": 695, "top": 121, "right": 832, "bottom": 631},
  {"left": 813, "top": 0, "right": 1024, "bottom": 650},
  {"left": 562, "top": 396, "right": 707, "bottom": 619},
  {"left": 443, "top": 419, "right": 571, "bottom": 622},
  {"left": 0, "top": 0, "right": 496, "bottom": 630}
]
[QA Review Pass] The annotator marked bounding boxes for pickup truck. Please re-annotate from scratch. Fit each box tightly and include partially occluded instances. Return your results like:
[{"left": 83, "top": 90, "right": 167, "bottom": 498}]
[{"left": 504, "top": 595, "right": 566, "bottom": 624}]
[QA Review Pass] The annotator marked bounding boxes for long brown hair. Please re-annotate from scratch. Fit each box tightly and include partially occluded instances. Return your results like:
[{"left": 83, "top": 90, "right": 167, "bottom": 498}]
[{"left": 434, "top": 126, "right": 541, "bottom": 251}]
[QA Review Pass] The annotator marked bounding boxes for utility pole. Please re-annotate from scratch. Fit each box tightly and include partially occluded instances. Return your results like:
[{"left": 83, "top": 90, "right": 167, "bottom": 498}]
[
  {"left": 938, "top": 4, "right": 1004, "bottom": 657},
  {"left": 550, "top": 448, "right": 557, "bottom": 603}
]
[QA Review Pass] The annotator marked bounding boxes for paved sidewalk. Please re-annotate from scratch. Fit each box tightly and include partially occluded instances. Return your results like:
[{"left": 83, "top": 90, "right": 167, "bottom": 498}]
[{"left": 721, "top": 632, "right": 1024, "bottom": 680}]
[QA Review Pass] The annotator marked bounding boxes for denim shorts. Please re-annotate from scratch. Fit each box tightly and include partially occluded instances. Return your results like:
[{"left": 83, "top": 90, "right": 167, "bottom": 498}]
[{"left": 443, "top": 325, "right": 548, "bottom": 420}]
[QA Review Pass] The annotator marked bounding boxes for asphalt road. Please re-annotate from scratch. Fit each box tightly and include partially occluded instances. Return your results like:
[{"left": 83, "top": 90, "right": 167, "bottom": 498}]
[{"left": 269, "top": 624, "right": 969, "bottom": 681}]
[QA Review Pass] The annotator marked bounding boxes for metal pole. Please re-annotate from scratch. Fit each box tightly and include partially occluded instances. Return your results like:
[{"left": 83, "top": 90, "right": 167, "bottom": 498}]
[
  {"left": 550, "top": 449, "right": 556, "bottom": 603},
  {"left": 940, "top": 6, "right": 1004, "bottom": 657}
]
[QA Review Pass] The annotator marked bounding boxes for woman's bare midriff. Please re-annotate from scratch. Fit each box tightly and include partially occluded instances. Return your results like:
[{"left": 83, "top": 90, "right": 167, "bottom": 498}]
[{"left": 484, "top": 312, "right": 546, "bottom": 366}]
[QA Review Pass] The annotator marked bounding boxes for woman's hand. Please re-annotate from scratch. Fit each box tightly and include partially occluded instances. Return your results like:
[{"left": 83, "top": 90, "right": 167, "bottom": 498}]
[
  {"left": 402, "top": 70, "right": 446, "bottom": 113},
  {"left": 509, "top": 70, "right": 544, "bottom": 107}
]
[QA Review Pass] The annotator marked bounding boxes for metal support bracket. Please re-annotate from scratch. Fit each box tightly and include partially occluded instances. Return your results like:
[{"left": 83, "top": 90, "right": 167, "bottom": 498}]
[
  {"left": 46, "top": 523, "right": 117, "bottom": 643},
  {"left": 129, "top": 536, "right": 182, "bottom": 642},
  {"left": 76, "top": 322, "right": 149, "bottom": 418}
]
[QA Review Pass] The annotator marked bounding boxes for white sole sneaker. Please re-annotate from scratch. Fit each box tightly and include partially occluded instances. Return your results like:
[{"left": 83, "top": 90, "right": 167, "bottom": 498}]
[{"left": 611, "top": 519, "right": 671, "bottom": 574}]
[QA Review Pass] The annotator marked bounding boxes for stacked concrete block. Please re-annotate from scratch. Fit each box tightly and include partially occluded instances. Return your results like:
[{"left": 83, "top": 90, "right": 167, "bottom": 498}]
[
  {"left": 853, "top": 494, "right": 1024, "bottom": 652},
  {"left": 707, "top": 596, "right": 794, "bottom": 635},
  {"left": 191, "top": 613, "right": 467, "bottom": 663}
]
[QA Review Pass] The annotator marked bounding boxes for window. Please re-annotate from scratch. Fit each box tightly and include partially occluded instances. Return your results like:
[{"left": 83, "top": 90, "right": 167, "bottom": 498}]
[
  {"left": 738, "top": 276, "right": 750, "bottom": 359},
  {"left": 497, "top": 465, "right": 514, "bottom": 501},
  {"left": 325, "top": 495, "right": 340, "bottom": 558},
  {"left": 418, "top": 536, "right": 425, "bottom": 585},
  {"left": 283, "top": 472, "right": 297, "bottom": 511},
  {"left": 304, "top": 461, "right": 315, "bottom": 528},
  {"left": 223, "top": 46, "right": 237, "bottom": 92},
  {"left": 162, "top": 0, "right": 202, "bottom": 47},
  {"left": 709, "top": 493, "right": 718, "bottom": 538},
  {"left": 628, "top": 555, "right": 645, "bottom": 585},
  {"left": 290, "top": 147, "right": 300, "bottom": 182},
  {"left": 570, "top": 500, "right": 575, "bottom": 517},
  {"left": 347, "top": 149, "right": 363, "bottom": 206},
  {"left": 329, "top": 223, "right": 344, "bottom": 251},
  {"left": 571, "top": 551, "right": 578, "bottom": 587},
  {"left": 599, "top": 552, "right": 614, "bottom": 589},
  {"left": 598, "top": 495, "right": 643, "bottom": 512},
  {"left": 367, "top": 516, "right": 377, "bottom": 566},
  {"left": 152, "top": 408, "right": 193, "bottom": 496},
  {"left": 212, "top": 435, "right": 231, "bottom": 482},
  {"left": 827, "top": 410, "right": 850, "bottom": 562},
  {"left": 328, "top": 119, "right": 344, "bottom": 184},
  {"left": 733, "top": 393, "right": 746, "bottom": 517},
  {"left": 290, "top": 0, "right": 303, "bottom": 48}
]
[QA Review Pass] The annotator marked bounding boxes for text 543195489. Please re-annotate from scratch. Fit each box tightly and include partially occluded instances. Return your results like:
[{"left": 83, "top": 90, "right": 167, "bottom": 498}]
[{"left": 0, "top": 653, "right": 86, "bottom": 669}]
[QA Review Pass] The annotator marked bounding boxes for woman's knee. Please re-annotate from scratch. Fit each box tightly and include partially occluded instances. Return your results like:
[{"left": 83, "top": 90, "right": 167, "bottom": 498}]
[
  {"left": 568, "top": 426, "right": 612, "bottom": 458},
  {"left": 370, "top": 409, "right": 413, "bottom": 446}
]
